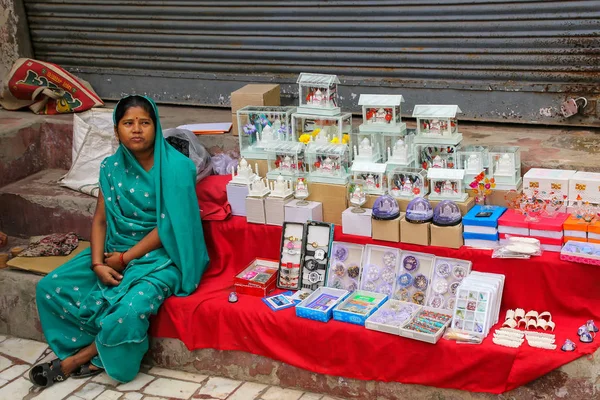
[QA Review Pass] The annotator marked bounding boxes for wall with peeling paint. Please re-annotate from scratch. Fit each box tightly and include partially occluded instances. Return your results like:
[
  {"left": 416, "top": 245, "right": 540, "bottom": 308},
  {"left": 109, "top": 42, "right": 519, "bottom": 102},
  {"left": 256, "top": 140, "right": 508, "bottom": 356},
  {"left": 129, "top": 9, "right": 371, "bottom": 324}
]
[{"left": 0, "top": 0, "right": 32, "bottom": 95}]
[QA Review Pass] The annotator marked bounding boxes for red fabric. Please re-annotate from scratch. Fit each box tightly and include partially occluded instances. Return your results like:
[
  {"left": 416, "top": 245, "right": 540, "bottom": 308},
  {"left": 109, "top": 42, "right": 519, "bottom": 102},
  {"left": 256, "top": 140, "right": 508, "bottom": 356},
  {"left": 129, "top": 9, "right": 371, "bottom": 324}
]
[
  {"left": 196, "top": 175, "right": 232, "bottom": 221},
  {"left": 151, "top": 218, "right": 600, "bottom": 394}
]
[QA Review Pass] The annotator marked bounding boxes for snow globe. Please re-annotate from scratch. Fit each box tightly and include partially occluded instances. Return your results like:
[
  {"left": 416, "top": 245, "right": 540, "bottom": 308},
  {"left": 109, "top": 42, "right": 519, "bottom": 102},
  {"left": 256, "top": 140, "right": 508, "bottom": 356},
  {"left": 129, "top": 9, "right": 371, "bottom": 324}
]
[
  {"left": 432, "top": 200, "right": 462, "bottom": 226},
  {"left": 405, "top": 197, "right": 434, "bottom": 223},
  {"left": 372, "top": 194, "right": 400, "bottom": 220}
]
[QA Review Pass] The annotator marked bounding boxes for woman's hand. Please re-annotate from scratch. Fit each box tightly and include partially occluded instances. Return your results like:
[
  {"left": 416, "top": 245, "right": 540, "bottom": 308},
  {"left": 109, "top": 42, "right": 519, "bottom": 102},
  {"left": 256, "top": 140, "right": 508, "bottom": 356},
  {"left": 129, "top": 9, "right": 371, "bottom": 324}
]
[
  {"left": 103, "top": 252, "right": 126, "bottom": 271},
  {"left": 93, "top": 264, "right": 123, "bottom": 286}
]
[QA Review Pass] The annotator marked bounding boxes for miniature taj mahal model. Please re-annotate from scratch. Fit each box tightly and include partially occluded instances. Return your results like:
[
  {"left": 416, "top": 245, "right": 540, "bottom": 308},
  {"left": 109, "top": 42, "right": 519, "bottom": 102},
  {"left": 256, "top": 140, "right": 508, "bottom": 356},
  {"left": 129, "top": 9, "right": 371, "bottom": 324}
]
[
  {"left": 269, "top": 175, "right": 294, "bottom": 198},
  {"left": 248, "top": 176, "right": 271, "bottom": 197},
  {"left": 427, "top": 168, "right": 468, "bottom": 202},
  {"left": 231, "top": 158, "right": 258, "bottom": 185}
]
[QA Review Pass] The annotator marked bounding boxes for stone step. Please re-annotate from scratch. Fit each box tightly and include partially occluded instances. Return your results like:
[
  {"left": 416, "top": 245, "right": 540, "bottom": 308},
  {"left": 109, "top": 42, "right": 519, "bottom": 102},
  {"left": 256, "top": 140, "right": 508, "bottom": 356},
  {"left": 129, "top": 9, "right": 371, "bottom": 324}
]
[{"left": 0, "top": 169, "right": 95, "bottom": 239}]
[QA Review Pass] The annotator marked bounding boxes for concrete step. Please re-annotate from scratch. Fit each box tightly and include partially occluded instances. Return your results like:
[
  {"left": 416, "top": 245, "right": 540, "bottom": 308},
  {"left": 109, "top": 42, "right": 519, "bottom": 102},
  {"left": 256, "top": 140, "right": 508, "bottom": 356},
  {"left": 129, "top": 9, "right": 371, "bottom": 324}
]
[
  {"left": 1, "top": 267, "right": 598, "bottom": 400},
  {"left": 0, "top": 169, "right": 95, "bottom": 239}
]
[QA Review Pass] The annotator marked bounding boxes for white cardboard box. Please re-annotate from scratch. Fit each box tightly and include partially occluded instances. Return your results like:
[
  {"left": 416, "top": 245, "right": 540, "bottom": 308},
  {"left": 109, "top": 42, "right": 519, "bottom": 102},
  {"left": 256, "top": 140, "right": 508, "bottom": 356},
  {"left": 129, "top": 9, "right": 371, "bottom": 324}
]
[
  {"left": 523, "top": 168, "right": 576, "bottom": 206},
  {"left": 226, "top": 182, "right": 250, "bottom": 216},
  {"left": 284, "top": 199, "right": 323, "bottom": 223},
  {"left": 265, "top": 196, "right": 293, "bottom": 226},
  {"left": 246, "top": 196, "right": 266, "bottom": 224},
  {"left": 341, "top": 207, "right": 373, "bottom": 237},
  {"left": 568, "top": 171, "right": 600, "bottom": 204}
]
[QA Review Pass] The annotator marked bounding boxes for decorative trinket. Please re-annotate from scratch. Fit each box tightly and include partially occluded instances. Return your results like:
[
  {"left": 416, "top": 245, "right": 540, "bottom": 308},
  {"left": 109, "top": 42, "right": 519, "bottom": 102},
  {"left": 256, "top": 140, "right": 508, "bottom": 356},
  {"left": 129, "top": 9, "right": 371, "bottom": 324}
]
[
  {"left": 228, "top": 292, "right": 238, "bottom": 303},
  {"left": 561, "top": 339, "right": 576, "bottom": 352}
]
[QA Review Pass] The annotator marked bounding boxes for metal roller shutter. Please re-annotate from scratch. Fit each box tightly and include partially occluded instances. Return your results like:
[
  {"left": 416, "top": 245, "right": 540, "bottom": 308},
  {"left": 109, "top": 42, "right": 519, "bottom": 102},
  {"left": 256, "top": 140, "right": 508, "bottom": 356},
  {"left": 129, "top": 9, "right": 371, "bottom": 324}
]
[{"left": 23, "top": 0, "right": 600, "bottom": 125}]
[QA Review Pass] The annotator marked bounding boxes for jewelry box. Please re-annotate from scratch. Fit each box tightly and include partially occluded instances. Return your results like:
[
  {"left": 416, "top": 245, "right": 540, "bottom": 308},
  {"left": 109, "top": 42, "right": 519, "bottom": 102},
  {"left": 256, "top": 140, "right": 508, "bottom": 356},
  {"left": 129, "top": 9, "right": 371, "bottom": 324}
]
[
  {"left": 365, "top": 299, "right": 420, "bottom": 336},
  {"left": 277, "top": 222, "right": 307, "bottom": 290},
  {"left": 332, "top": 290, "right": 388, "bottom": 326},
  {"left": 300, "top": 222, "right": 335, "bottom": 293},
  {"left": 392, "top": 251, "right": 435, "bottom": 306},
  {"left": 398, "top": 306, "right": 453, "bottom": 344},
  {"left": 295, "top": 287, "right": 349, "bottom": 323},
  {"left": 326, "top": 242, "right": 364, "bottom": 293},
  {"left": 426, "top": 257, "right": 472, "bottom": 311},
  {"left": 359, "top": 245, "right": 401, "bottom": 298},
  {"left": 560, "top": 240, "right": 600, "bottom": 266},
  {"left": 234, "top": 258, "right": 279, "bottom": 297}
]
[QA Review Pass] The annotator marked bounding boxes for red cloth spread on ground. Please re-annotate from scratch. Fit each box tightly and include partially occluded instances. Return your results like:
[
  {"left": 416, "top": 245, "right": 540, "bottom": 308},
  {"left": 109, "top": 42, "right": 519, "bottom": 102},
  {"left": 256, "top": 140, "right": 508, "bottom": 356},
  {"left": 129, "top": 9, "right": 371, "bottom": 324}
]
[{"left": 152, "top": 188, "right": 600, "bottom": 394}]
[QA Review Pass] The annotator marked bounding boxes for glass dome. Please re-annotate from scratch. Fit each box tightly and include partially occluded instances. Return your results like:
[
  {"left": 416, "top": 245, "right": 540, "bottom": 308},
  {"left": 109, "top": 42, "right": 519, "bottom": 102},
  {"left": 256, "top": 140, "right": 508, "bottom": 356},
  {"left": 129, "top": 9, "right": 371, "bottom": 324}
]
[
  {"left": 433, "top": 200, "right": 462, "bottom": 226},
  {"left": 372, "top": 194, "right": 400, "bottom": 220},
  {"left": 405, "top": 197, "right": 433, "bottom": 223}
]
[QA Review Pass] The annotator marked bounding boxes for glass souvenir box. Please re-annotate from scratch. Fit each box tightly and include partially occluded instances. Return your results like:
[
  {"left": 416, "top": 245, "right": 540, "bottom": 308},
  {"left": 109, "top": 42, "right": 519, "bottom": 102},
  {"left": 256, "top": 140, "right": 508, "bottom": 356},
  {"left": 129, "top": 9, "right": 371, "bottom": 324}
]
[
  {"left": 292, "top": 113, "right": 352, "bottom": 144},
  {"left": 488, "top": 146, "right": 522, "bottom": 190},
  {"left": 306, "top": 142, "right": 350, "bottom": 184},
  {"left": 416, "top": 144, "right": 458, "bottom": 170},
  {"left": 457, "top": 145, "right": 490, "bottom": 183},
  {"left": 352, "top": 131, "right": 384, "bottom": 163},
  {"left": 266, "top": 141, "right": 307, "bottom": 180},
  {"left": 237, "top": 106, "right": 296, "bottom": 160},
  {"left": 358, "top": 94, "right": 406, "bottom": 134},
  {"left": 388, "top": 167, "right": 428, "bottom": 199},
  {"left": 296, "top": 73, "right": 341, "bottom": 116},
  {"left": 413, "top": 105, "right": 463, "bottom": 146},
  {"left": 385, "top": 132, "right": 415, "bottom": 167},
  {"left": 427, "top": 168, "right": 469, "bottom": 202},
  {"left": 351, "top": 162, "right": 387, "bottom": 195}
]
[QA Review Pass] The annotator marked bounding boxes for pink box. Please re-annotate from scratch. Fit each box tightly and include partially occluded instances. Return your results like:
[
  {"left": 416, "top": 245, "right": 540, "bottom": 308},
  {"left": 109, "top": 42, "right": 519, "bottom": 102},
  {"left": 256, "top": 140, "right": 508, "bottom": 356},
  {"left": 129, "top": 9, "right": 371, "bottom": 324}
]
[{"left": 498, "top": 209, "right": 529, "bottom": 236}]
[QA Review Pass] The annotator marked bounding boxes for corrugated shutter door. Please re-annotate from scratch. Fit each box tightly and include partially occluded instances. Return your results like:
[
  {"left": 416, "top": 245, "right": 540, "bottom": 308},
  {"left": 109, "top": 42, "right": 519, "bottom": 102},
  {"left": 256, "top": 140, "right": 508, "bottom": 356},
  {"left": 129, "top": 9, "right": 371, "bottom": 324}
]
[{"left": 24, "top": 0, "right": 600, "bottom": 125}]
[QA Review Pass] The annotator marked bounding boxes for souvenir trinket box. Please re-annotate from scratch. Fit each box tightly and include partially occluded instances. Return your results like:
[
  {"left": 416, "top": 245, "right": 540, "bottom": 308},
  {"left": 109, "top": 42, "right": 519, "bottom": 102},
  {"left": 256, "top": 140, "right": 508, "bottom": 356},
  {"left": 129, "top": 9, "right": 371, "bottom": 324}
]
[
  {"left": 372, "top": 194, "right": 401, "bottom": 220},
  {"left": 588, "top": 220, "right": 600, "bottom": 244},
  {"left": 305, "top": 142, "right": 351, "bottom": 184},
  {"left": 237, "top": 106, "right": 296, "bottom": 160},
  {"left": 388, "top": 167, "right": 427, "bottom": 199},
  {"left": 405, "top": 197, "right": 433, "bottom": 223},
  {"left": 262, "top": 291, "right": 296, "bottom": 311},
  {"left": 326, "top": 242, "right": 364, "bottom": 292},
  {"left": 427, "top": 168, "right": 468, "bottom": 202},
  {"left": 563, "top": 215, "right": 588, "bottom": 242},
  {"left": 234, "top": 258, "right": 279, "bottom": 297},
  {"left": 358, "top": 94, "right": 406, "bottom": 134},
  {"left": 393, "top": 251, "right": 435, "bottom": 306},
  {"left": 416, "top": 144, "right": 458, "bottom": 170},
  {"left": 296, "top": 287, "right": 349, "bottom": 322},
  {"left": 359, "top": 245, "right": 401, "bottom": 297},
  {"left": 352, "top": 133, "right": 384, "bottom": 163},
  {"left": 351, "top": 162, "right": 387, "bottom": 195},
  {"left": 432, "top": 200, "right": 462, "bottom": 227},
  {"left": 523, "top": 169, "right": 575, "bottom": 211},
  {"left": 568, "top": 171, "right": 600, "bottom": 206},
  {"left": 560, "top": 240, "right": 600, "bottom": 266},
  {"left": 385, "top": 134, "right": 415, "bottom": 167},
  {"left": 342, "top": 207, "right": 373, "bottom": 237},
  {"left": 292, "top": 113, "right": 352, "bottom": 144},
  {"left": 457, "top": 146, "right": 489, "bottom": 183},
  {"left": 226, "top": 182, "right": 249, "bottom": 217},
  {"left": 498, "top": 209, "right": 529, "bottom": 236},
  {"left": 488, "top": 146, "right": 522, "bottom": 190},
  {"left": 266, "top": 141, "right": 307, "bottom": 180},
  {"left": 296, "top": 73, "right": 341, "bottom": 116},
  {"left": 413, "top": 105, "right": 463, "bottom": 146},
  {"left": 426, "top": 257, "right": 472, "bottom": 312},
  {"left": 365, "top": 299, "right": 420, "bottom": 335},
  {"left": 300, "top": 222, "right": 334, "bottom": 293},
  {"left": 333, "top": 290, "right": 388, "bottom": 326},
  {"left": 530, "top": 213, "right": 569, "bottom": 251},
  {"left": 463, "top": 205, "right": 507, "bottom": 237},
  {"left": 277, "top": 222, "right": 307, "bottom": 290},
  {"left": 399, "top": 307, "right": 453, "bottom": 344}
]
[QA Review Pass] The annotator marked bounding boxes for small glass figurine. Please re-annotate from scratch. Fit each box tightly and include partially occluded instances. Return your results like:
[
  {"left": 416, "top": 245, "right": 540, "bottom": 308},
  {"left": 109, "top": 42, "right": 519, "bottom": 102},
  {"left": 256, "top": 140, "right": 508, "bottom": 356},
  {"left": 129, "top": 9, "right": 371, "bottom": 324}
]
[
  {"left": 294, "top": 177, "right": 310, "bottom": 205},
  {"left": 228, "top": 292, "right": 238, "bottom": 303},
  {"left": 349, "top": 180, "right": 367, "bottom": 213}
]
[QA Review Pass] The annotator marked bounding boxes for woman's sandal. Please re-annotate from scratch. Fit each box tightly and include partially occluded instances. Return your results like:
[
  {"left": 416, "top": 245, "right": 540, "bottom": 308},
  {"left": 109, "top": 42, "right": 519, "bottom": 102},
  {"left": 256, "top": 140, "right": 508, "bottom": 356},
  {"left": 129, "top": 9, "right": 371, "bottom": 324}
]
[
  {"left": 29, "top": 358, "right": 68, "bottom": 388},
  {"left": 71, "top": 362, "right": 104, "bottom": 379}
]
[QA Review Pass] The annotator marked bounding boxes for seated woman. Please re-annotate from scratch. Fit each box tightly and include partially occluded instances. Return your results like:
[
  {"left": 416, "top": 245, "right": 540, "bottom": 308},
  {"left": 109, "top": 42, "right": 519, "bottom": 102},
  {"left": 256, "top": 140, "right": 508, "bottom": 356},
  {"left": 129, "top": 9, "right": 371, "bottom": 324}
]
[{"left": 30, "top": 95, "right": 209, "bottom": 387}]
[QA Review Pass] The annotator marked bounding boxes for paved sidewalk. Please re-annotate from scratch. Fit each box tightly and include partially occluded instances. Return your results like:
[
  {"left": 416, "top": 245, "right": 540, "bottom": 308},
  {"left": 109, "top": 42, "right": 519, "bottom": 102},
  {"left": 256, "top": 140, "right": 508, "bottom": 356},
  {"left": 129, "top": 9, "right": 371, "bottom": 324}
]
[{"left": 0, "top": 335, "right": 345, "bottom": 400}]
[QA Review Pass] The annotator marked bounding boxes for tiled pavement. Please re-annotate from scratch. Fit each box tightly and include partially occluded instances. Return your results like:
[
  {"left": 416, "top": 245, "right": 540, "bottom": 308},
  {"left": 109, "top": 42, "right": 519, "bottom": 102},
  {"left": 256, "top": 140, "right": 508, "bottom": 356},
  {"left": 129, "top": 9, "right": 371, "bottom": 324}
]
[{"left": 0, "top": 335, "right": 346, "bottom": 400}]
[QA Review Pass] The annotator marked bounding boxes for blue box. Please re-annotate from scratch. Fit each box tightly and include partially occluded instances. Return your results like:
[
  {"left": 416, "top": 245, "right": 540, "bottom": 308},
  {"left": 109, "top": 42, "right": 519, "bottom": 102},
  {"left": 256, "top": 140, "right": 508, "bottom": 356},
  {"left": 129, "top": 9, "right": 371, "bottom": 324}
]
[
  {"left": 296, "top": 287, "right": 349, "bottom": 322},
  {"left": 333, "top": 291, "right": 388, "bottom": 326},
  {"left": 463, "top": 205, "right": 507, "bottom": 228},
  {"left": 463, "top": 231, "right": 499, "bottom": 241}
]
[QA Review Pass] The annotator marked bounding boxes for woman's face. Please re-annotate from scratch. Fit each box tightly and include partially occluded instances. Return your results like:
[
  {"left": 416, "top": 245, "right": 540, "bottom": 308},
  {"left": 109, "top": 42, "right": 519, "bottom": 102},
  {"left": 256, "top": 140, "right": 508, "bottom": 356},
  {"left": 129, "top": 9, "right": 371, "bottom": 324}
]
[{"left": 115, "top": 106, "right": 156, "bottom": 154}]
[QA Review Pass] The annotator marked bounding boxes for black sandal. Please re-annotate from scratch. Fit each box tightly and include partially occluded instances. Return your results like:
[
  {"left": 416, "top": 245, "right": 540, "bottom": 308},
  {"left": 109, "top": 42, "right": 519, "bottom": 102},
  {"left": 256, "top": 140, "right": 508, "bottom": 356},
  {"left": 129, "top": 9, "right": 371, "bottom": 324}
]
[
  {"left": 29, "top": 358, "right": 68, "bottom": 388},
  {"left": 71, "top": 362, "right": 104, "bottom": 379}
]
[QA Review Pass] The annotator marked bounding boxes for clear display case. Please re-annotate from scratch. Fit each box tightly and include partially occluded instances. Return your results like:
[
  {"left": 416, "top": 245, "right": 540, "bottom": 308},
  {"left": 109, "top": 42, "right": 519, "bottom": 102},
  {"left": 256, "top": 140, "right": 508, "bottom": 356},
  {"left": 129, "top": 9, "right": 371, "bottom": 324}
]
[
  {"left": 266, "top": 141, "right": 307, "bottom": 180},
  {"left": 413, "top": 105, "right": 463, "bottom": 146},
  {"left": 416, "top": 144, "right": 458, "bottom": 170},
  {"left": 388, "top": 167, "right": 428, "bottom": 199},
  {"left": 427, "top": 168, "right": 468, "bottom": 202},
  {"left": 296, "top": 73, "right": 341, "bottom": 116},
  {"left": 306, "top": 142, "right": 351, "bottom": 184},
  {"left": 457, "top": 145, "right": 489, "bottom": 183},
  {"left": 385, "top": 133, "right": 415, "bottom": 167},
  {"left": 237, "top": 106, "right": 296, "bottom": 159},
  {"left": 351, "top": 131, "right": 384, "bottom": 163},
  {"left": 351, "top": 162, "right": 387, "bottom": 195},
  {"left": 358, "top": 94, "right": 406, "bottom": 134},
  {"left": 489, "top": 146, "right": 522, "bottom": 190},
  {"left": 292, "top": 113, "right": 352, "bottom": 144}
]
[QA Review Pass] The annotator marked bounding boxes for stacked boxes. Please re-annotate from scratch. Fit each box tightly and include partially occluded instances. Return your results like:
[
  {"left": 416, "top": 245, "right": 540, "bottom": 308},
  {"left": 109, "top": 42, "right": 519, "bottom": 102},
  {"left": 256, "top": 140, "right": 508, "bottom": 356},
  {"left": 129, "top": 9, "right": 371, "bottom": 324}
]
[{"left": 462, "top": 205, "right": 507, "bottom": 248}]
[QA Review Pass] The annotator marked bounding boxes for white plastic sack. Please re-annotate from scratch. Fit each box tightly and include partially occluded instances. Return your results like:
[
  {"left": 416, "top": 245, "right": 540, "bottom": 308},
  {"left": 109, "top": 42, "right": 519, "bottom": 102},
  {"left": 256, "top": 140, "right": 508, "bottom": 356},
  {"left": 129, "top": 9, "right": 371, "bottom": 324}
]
[
  {"left": 163, "top": 128, "right": 212, "bottom": 182},
  {"left": 59, "top": 108, "right": 118, "bottom": 197}
]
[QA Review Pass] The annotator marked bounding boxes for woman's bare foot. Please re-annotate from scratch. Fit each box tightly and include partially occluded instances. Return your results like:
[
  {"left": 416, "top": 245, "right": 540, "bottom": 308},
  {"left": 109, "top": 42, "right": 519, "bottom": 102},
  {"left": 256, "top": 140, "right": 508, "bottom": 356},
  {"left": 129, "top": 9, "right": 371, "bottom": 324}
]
[{"left": 59, "top": 342, "right": 100, "bottom": 375}]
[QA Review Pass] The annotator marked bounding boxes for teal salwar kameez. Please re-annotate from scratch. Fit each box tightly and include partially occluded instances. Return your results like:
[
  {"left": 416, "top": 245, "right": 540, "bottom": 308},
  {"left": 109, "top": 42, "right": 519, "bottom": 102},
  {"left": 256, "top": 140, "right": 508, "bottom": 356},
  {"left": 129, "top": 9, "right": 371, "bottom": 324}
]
[{"left": 36, "top": 96, "right": 209, "bottom": 383}]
